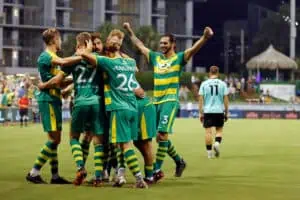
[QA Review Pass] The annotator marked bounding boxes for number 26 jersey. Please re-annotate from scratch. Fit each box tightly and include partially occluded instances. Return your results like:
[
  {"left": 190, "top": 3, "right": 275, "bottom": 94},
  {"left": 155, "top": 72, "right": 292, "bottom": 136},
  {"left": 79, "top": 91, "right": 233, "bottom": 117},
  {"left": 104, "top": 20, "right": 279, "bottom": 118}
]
[{"left": 95, "top": 56, "right": 139, "bottom": 112}]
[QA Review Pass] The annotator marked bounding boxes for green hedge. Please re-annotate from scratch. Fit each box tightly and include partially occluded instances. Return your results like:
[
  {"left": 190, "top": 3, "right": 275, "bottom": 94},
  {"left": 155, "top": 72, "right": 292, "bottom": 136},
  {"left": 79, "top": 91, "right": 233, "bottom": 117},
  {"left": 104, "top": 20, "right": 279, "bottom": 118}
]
[{"left": 135, "top": 71, "right": 225, "bottom": 90}]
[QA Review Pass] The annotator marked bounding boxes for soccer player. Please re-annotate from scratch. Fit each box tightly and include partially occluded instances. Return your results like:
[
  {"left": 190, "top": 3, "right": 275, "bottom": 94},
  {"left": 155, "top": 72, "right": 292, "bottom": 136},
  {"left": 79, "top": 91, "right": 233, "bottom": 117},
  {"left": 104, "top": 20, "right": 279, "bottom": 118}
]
[
  {"left": 78, "top": 29, "right": 148, "bottom": 189},
  {"left": 198, "top": 66, "right": 229, "bottom": 158},
  {"left": 133, "top": 87, "right": 156, "bottom": 184},
  {"left": 123, "top": 22, "right": 214, "bottom": 181},
  {"left": 26, "top": 28, "right": 82, "bottom": 184}
]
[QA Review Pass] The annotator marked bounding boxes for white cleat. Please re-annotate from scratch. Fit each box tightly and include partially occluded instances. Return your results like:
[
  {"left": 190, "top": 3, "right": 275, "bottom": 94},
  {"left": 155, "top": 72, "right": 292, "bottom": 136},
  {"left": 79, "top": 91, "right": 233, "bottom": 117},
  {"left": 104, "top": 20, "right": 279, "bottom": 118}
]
[
  {"left": 113, "top": 175, "right": 126, "bottom": 187},
  {"left": 207, "top": 151, "right": 214, "bottom": 159},
  {"left": 213, "top": 143, "right": 220, "bottom": 158}
]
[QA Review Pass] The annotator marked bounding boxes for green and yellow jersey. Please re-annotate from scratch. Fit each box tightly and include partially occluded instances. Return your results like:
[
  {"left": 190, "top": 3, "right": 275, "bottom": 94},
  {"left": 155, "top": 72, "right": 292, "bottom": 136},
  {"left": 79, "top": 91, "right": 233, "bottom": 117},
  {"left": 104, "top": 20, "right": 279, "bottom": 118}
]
[
  {"left": 148, "top": 51, "right": 186, "bottom": 104},
  {"left": 37, "top": 50, "right": 64, "bottom": 102}
]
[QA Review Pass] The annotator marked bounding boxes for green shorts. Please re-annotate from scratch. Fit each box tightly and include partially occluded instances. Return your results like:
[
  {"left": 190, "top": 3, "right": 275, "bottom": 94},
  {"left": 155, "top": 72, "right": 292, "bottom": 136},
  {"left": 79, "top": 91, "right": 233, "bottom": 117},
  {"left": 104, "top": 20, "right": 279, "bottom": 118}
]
[
  {"left": 109, "top": 110, "right": 138, "bottom": 143},
  {"left": 71, "top": 104, "right": 104, "bottom": 135},
  {"left": 38, "top": 101, "right": 62, "bottom": 133},
  {"left": 135, "top": 104, "right": 157, "bottom": 141},
  {"left": 156, "top": 101, "right": 179, "bottom": 134}
]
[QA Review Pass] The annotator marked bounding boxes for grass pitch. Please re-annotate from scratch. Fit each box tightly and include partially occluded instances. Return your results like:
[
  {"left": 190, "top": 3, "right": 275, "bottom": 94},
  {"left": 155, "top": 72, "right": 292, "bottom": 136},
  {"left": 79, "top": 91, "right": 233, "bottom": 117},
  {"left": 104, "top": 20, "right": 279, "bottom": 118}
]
[{"left": 0, "top": 119, "right": 299, "bottom": 200}]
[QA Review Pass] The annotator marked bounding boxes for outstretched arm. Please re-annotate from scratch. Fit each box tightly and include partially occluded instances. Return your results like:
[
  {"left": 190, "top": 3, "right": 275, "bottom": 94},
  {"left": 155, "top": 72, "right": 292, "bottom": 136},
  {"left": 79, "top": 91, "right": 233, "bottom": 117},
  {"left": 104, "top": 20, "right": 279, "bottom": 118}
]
[
  {"left": 51, "top": 56, "right": 82, "bottom": 67},
  {"left": 38, "top": 71, "right": 65, "bottom": 90},
  {"left": 123, "top": 22, "right": 150, "bottom": 61},
  {"left": 184, "top": 27, "right": 214, "bottom": 62}
]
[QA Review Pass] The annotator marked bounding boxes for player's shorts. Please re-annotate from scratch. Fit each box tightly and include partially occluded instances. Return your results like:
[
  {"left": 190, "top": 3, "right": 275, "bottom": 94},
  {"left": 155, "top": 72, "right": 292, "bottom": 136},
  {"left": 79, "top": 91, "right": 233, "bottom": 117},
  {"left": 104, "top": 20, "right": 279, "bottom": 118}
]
[
  {"left": 38, "top": 101, "right": 62, "bottom": 132},
  {"left": 135, "top": 103, "right": 157, "bottom": 141},
  {"left": 71, "top": 104, "right": 104, "bottom": 135},
  {"left": 19, "top": 109, "right": 28, "bottom": 117},
  {"left": 109, "top": 109, "right": 138, "bottom": 143},
  {"left": 156, "top": 101, "right": 179, "bottom": 134},
  {"left": 203, "top": 113, "right": 225, "bottom": 128}
]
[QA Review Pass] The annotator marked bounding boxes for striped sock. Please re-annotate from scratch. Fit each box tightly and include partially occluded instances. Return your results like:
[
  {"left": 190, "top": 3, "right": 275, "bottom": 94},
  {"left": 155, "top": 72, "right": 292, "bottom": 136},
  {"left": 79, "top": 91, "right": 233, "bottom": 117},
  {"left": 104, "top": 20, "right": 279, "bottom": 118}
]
[
  {"left": 94, "top": 144, "right": 104, "bottom": 179},
  {"left": 70, "top": 139, "right": 84, "bottom": 169},
  {"left": 49, "top": 143, "right": 59, "bottom": 176},
  {"left": 117, "top": 147, "right": 126, "bottom": 168},
  {"left": 123, "top": 148, "right": 142, "bottom": 178},
  {"left": 103, "top": 144, "right": 109, "bottom": 171},
  {"left": 33, "top": 141, "right": 56, "bottom": 171},
  {"left": 144, "top": 165, "right": 154, "bottom": 179},
  {"left": 155, "top": 141, "right": 169, "bottom": 171},
  {"left": 80, "top": 140, "right": 90, "bottom": 166},
  {"left": 167, "top": 140, "right": 181, "bottom": 163},
  {"left": 109, "top": 145, "right": 118, "bottom": 168}
]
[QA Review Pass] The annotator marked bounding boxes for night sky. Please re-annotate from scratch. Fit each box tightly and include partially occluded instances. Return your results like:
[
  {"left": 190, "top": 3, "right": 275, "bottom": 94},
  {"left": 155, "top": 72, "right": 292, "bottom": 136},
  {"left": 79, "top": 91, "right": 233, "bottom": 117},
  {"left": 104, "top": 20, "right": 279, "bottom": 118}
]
[{"left": 192, "top": 0, "right": 287, "bottom": 72}]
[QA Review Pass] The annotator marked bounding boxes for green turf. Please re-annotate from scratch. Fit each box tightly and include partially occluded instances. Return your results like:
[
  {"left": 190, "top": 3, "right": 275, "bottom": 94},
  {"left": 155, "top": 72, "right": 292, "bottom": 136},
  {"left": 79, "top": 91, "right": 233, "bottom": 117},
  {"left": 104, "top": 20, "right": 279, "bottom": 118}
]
[{"left": 0, "top": 119, "right": 300, "bottom": 200}]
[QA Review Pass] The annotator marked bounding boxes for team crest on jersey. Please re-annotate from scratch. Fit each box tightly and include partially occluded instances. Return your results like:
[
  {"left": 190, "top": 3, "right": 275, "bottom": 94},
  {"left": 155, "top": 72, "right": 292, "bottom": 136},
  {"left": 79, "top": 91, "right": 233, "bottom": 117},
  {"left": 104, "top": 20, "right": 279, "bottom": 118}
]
[{"left": 157, "top": 61, "right": 172, "bottom": 72}]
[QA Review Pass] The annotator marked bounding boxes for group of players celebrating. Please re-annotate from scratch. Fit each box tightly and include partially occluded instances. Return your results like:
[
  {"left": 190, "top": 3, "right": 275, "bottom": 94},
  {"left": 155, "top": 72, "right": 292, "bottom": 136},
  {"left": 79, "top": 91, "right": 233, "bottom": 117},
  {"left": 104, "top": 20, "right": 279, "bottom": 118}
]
[{"left": 25, "top": 22, "right": 216, "bottom": 189}]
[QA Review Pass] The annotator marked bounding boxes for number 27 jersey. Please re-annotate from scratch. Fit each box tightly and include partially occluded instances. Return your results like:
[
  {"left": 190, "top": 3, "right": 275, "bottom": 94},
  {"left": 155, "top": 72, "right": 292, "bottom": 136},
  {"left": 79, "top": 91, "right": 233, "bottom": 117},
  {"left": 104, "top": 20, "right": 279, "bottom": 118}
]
[{"left": 199, "top": 78, "right": 229, "bottom": 113}]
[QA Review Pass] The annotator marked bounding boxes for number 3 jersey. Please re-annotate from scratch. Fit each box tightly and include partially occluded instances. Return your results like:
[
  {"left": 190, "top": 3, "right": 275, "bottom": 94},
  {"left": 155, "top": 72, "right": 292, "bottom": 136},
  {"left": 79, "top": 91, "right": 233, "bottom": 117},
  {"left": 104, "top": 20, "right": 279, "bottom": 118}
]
[
  {"left": 95, "top": 56, "right": 139, "bottom": 112},
  {"left": 199, "top": 78, "right": 229, "bottom": 114},
  {"left": 63, "top": 60, "right": 102, "bottom": 106}
]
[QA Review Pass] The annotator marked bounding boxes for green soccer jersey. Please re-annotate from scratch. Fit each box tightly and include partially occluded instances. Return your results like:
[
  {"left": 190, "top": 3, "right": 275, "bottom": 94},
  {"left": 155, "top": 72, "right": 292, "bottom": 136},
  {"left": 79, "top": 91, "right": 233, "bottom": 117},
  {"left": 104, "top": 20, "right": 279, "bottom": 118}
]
[
  {"left": 95, "top": 56, "right": 138, "bottom": 112},
  {"left": 148, "top": 51, "right": 186, "bottom": 104},
  {"left": 63, "top": 60, "right": 102, "bottom": 106},
  {"left": 199, "top": 78, "right": 229, "bottom": 113},
  {"left": 37, "top": 50, "right": 64, "bottom": 102},
  {"left": 137, "top": 96, "right": 152, "bottom": 109}
]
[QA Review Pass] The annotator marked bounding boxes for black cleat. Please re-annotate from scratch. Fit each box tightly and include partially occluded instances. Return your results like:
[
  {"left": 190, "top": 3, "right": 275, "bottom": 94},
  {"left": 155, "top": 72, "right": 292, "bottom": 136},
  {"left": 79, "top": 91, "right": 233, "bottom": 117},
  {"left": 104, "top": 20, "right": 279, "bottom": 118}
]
[
  {"left": 50, "top": 176, "right": 71, "bottom": 184},
  {"left": 153, "top": 170, "right": 164, "bottom": 183},
  {"left": 26, "top": 173, "right": 47, "bottom": 184},
  {"left": 175, "top": 159, "right": 186, "bottom": 177}
]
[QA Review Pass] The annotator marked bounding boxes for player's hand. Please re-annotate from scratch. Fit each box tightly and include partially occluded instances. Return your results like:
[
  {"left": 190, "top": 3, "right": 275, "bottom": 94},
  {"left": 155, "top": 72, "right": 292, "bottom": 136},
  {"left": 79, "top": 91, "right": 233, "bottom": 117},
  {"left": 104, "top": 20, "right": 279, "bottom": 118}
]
[
  {"left": 200, "top": 114, "right": 204, "bottom": 123},
  {"left": 37, "top": 81, "right": 45, "bottom": 90},
  {"left": 85, "top": 39, "right": 93, "bottom": 53},
  {"left": 75, "top": 48, "right": 84, "bottom": 56},
  {"left": 203, "top": 27, "right": 214, "bottom": 39},
  {"left": 123, "top": 22, "right": 131, "bottom": 31},
  {"left": 224, "top": 112, "right": 229, "bottom": 122},
  {"left": 134, "top": 88, "right": 145, "bottom": 98}
]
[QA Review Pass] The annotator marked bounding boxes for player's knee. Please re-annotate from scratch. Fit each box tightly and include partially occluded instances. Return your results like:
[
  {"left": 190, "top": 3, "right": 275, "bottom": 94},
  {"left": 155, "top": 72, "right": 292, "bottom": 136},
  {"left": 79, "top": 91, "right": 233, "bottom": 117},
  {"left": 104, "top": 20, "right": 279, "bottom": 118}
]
[{"left": 157, "top": 132, "right": 168, "bottom": 141}]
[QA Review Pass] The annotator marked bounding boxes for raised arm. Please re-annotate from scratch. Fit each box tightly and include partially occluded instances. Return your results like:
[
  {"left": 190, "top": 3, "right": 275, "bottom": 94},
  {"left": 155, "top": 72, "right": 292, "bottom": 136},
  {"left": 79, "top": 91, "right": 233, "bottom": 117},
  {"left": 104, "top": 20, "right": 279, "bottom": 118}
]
[
  {"left": 38, "top": 71, "right": 65, "bottom": 90},
  {"left": 184, "top": 27, "right": 214, "bottom": 62},
  {"left": 123, "top": 22, "right": 150, "bottom": 61},
  {"left": 51, "top": 56, "right": 82, "bottom": 67}
]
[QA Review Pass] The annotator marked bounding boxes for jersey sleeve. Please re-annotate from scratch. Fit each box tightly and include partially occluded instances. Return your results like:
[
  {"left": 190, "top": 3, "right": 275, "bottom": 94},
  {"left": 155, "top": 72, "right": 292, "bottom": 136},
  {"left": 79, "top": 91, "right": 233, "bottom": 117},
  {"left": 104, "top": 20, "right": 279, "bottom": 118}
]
[
  {"left": 38, "top": 53, "right": 53, "bottom": 82},
  {"left": 96, "top": 55, "right": 111, "bottom": 71},
  {"left": 148, "top": 50, "right": 158, "bottom": 67},
  {"left": 199, "top": 82, "right": 204, "bottom": 95},
  {"left": 177, "top": 52, "right": 187, "bottom": 71}
]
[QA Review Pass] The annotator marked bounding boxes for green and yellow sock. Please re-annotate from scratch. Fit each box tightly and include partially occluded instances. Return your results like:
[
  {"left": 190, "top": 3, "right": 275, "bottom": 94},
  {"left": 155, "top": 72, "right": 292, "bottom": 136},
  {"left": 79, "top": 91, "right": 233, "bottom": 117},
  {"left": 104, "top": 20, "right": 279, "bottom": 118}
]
[
  {"left": 144, "top": 165, "right": 154, "bottom": 179},
  {"left": 49, "top": 143, "right": 59, "bottom": 176},
  {"left": 94, "top": 144, "right": 104, "bottom": 179},
  {"left": 123, "top": 148, "right": 141, "bottom": 177},
  {"left": 155, "top": 141, "right": 169, "bottom": 171},
  {"left": 117, "top": 147, "right": 125, "bottom": 168},
  {"left": 80, "top": 140, "right": 90, "bottom": 166},
  {"left": 167, "top": 140, "right": 181, "bottom": 163},
  {"left": 33, "top": 141, "right": 56, "bottom": 170},
  {"left": 70, "top": 139, "right": 84, "bottom": 169}
]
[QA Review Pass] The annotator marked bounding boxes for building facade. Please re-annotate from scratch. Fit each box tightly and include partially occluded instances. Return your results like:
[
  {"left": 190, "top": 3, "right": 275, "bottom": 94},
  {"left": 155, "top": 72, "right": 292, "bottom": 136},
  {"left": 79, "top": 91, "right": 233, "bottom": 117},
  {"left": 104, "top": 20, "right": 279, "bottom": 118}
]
[{"left": 0, "top": 0, "right": 198, "bottom": 74}]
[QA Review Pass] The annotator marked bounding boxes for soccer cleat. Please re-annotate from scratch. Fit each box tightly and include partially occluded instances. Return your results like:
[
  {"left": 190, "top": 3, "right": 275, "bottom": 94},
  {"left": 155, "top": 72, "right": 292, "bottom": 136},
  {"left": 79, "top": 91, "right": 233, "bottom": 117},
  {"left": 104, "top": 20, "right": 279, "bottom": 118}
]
[
  {"left": 153, "top": 170, "right": 164, "bottom": 182},
  {"left": 144, "top": 177, "right": 154, "bottom": 185},
  {"left": 175, "top": 159, "right": 186, "bottom": 177},
  {"left": 93, "top": 179, "right": 103, "bottom": 187},
  {"left": 213, "top": 143, "right": 220, "bottom": 158},
  {"left": 207, "top": 151, "right": 213, "bottom": 159},
  {"left": 73, "top": 168, "right": 87, "bottom": 186},
  {"left": 26, "top": 173, "right": 47, "bottom": 184},
  {"left": 50, "top": 176, "right": 71, "bottom": 184},
  {"left": 134, "top": 179, "right": 148, "bottom": 189},
  {"left": 112, "top": 175, "right": 126, "bottom": 187}
]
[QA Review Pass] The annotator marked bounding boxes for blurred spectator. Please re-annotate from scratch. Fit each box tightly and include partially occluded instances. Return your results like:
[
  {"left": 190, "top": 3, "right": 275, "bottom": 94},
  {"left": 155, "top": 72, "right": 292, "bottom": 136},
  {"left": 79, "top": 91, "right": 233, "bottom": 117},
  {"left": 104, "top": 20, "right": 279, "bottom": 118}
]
[
  {"left": 18, "top": 94, "right": 29, "bottom": 127},
  {"left": 179, "top": 85, "right": 189, "bottom": 102}
]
